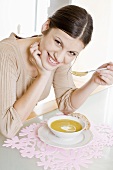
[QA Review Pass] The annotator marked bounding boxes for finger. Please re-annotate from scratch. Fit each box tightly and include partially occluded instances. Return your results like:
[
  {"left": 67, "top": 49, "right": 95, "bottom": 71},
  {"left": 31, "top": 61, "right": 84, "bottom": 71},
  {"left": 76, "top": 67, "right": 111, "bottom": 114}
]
[
  {"left": 100, "top": 74, "right": 113, "bottom": 85},
  {"left": 30, "top": 47, "right": 41, "bottom": 54},
  {"left": 107, "top": 61, "right": 113, "bottom": 65},
  {"left": 30, "top": 42, "right": 40, "bottom": 51},
  {"left": 30, "top": 44, "right": 38, "bottom": 51},
  {"left": 98, "top": 62, "right": 113, "bottom": 69},
  {"left": 95, "top": 75, "right": 106, "bottom": 85},
  {"left": 32, "top": 50, "right": 40, "bottom": 58},
  {"left": 30, "top": 42, "right": 39, "bottom": 47},
  {"left": 30, "top": 46, "right": 41, "bottom": 55},
  {"left": 107, "top": 63, "right": 113, "bottom": 71},
  {"left": 99, "top": 80, "right": 107, "bottom": 85},
  {"left": 97, "top": 69, "right": 113, "bottom": 77},
  {"left": 98, "top": 63, "right": 108, "bottom": 69}
]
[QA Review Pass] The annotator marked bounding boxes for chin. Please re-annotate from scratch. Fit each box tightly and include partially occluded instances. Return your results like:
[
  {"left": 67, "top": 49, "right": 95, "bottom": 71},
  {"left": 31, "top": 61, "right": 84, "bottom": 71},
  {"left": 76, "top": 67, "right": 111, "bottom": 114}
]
[
  {"left": 42, "top": 62, "right": 59, "bottom": 71},
  {"left": 44, "top": 66, "right": 57, "bottom": 71}
]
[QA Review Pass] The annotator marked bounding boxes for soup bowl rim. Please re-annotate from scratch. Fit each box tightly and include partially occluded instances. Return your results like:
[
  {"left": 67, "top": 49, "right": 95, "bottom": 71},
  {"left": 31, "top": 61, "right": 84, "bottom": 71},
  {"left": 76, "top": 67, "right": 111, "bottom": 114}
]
[{"left": 47, "top": 115, "right": 85, "bottom": 138}]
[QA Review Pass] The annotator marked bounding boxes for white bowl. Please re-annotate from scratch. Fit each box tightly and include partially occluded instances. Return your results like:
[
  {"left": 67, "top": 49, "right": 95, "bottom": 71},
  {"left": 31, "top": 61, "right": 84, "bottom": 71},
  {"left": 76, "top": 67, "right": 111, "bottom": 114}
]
[{"left": 47, "top": 115, "right": 85, "bottom": 139}]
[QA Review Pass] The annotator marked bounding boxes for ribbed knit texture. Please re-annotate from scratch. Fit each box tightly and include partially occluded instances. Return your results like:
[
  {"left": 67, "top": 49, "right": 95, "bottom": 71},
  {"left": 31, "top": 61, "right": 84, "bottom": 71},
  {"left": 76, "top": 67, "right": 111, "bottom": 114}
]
[{"left": 0, "top": 33, "right": 76, "bottom": 138}]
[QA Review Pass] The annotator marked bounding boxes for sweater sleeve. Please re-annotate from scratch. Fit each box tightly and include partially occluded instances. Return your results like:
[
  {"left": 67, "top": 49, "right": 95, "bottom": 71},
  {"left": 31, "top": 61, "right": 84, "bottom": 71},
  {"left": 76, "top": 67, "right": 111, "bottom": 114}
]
[
  {"left": 53, "top": 64, "right": 77, "bottom": 114},
  {"left": 0, "top": 45, "right": 23, "bottom": 138}
]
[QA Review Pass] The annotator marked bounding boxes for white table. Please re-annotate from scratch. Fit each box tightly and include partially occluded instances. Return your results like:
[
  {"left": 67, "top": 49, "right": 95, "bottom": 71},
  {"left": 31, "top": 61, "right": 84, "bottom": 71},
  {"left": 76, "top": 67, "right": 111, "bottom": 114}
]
[{"left": 0, "top": 86, "right": 113, "bottom": 170}]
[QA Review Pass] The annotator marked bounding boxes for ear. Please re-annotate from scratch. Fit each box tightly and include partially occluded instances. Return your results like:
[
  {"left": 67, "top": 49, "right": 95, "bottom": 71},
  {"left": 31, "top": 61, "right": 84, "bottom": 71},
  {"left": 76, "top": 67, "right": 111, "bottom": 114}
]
[{"left": 41, "top": 19, "right": 50, "bottom": 33}]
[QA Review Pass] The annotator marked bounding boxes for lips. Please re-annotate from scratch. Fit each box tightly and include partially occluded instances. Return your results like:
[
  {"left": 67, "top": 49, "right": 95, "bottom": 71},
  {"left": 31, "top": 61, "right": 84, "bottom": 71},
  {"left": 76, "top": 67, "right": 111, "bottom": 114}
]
[{"left": 47, "top": 53, "right": 59, "bottom": 66}]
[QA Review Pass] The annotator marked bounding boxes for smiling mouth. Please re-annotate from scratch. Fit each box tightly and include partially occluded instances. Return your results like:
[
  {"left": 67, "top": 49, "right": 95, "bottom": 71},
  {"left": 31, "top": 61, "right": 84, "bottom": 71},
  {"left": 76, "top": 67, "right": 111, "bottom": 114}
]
[{"left": 47, "top": 53, "right": 59, "bottom": 66}]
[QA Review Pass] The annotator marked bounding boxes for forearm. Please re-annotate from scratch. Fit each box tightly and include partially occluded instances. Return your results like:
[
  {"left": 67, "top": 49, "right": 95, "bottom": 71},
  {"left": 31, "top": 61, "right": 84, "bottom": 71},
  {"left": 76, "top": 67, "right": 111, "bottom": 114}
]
[
  {"left": 14, "top": 74, "right": 50, "bottom": 122},
  {"left": 70, "top": 78, "right": 99, "bottom": 109}
]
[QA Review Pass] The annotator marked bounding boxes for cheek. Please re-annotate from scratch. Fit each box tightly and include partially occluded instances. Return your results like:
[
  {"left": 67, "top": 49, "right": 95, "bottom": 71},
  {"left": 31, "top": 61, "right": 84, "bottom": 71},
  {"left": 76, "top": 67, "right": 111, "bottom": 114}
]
[
  {"left": 64, "top": 57, "right": 75, "bottom": 64},
  {"left": 43, "top": 38, "right": 55, "bottom": 50},
  {"left": 40, "top": 38, "right": 48, "bottom": 50},
  {"left": 40, "top": 42, "right": 51, "bottom": 52}
]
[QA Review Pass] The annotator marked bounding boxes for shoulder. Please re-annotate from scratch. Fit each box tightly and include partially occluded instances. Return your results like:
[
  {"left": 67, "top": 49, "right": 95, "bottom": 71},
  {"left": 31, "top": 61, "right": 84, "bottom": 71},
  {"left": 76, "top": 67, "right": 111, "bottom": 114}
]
[
  {"left": 0, "top": 34, "right": 21, "bottom": 74},
  {"left": 0, "top": 33, "right": 19, "bottom": 62}
]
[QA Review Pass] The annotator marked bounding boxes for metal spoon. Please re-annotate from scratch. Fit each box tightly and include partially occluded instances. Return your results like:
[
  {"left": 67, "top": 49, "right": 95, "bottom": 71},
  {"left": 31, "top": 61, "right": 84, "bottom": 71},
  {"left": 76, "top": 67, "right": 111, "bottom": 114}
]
[{"left": 71, "top": 67, "right": 107, "bottom": 77}]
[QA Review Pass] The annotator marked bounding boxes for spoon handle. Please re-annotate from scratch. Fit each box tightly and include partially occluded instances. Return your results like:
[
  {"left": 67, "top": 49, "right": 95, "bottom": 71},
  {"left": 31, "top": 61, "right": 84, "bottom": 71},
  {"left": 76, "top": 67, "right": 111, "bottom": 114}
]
[{"left": 88, "top": 67, "right": 107, "bottom": 73}]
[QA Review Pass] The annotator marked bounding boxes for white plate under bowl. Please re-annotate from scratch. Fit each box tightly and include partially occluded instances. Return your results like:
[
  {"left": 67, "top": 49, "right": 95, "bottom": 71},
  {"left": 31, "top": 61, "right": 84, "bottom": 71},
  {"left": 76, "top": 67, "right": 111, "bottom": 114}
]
[{"left": 38, "top": 125, "right": 93, "bottom": 149}]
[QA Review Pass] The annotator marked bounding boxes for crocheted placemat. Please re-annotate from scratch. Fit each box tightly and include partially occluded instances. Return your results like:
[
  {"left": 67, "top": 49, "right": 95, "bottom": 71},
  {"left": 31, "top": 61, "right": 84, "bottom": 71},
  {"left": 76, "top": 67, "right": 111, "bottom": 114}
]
[{"left": 3, "top": 122, "right": 113, "bottom": 170}]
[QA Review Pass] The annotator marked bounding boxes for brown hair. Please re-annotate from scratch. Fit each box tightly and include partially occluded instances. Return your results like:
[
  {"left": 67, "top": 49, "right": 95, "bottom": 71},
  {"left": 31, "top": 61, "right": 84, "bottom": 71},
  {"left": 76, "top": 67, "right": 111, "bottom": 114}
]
[{"left": 48, "top": 5, "right": 93, "bottom": 47}]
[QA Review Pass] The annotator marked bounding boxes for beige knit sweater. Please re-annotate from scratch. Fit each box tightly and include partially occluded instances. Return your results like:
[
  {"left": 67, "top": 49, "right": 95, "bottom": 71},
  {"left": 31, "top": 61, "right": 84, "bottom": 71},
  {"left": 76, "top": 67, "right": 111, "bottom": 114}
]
[{"left": 0, "top": 33, "right": 76, "bottom": 138}]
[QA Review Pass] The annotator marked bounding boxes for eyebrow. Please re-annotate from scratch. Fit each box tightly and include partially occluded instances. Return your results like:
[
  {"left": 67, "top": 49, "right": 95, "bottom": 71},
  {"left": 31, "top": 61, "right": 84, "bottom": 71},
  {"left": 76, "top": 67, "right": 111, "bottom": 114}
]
[{"left": 55, "top": 36, "right": 79, "bottom": 54}]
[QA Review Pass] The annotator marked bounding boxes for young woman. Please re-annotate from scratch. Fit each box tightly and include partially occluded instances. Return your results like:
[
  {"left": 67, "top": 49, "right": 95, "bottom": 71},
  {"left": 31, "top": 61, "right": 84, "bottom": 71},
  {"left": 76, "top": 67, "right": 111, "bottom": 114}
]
[{"left": 0, "top": 5, "right": 113, "bottom": 138}]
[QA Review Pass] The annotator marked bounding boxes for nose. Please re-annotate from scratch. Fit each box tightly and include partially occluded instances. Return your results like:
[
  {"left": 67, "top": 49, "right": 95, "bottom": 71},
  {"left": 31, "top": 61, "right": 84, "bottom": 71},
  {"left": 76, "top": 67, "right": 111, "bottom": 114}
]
[{"left": 55, "top": 50, "right": 66, "bottom": 63}]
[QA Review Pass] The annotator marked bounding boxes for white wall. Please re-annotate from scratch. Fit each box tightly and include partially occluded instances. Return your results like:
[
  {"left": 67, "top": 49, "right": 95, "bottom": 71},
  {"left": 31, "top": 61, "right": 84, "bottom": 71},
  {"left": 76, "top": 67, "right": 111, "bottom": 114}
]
[
  {"left": 70, "top": 0, "right": 113, "bottom": 85},
  {"left": 0, "top": 0, "right": 113, "bottom": 104},
  {"left": 71, "top": 0, "right": 113, "bottom": 71},
  {"left": 0, "top": 0, "right": 36, "bottom": 40}
]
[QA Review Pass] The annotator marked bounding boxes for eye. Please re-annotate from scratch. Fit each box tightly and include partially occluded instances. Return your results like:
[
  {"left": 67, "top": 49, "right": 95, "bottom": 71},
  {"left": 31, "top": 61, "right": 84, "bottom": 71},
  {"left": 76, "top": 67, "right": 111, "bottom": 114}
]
[
  {"left": 69, "top": 51, "right": 78, "bottom": 57},
  {"left": 55, "top": 39, "right": 62, "bottom": 47}
]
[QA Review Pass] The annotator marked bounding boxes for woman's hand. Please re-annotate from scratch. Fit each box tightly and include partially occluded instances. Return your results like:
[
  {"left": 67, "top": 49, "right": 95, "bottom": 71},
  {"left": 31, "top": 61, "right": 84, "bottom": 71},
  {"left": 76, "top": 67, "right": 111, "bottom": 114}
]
[
  {"left": 29, "top": 42, "right": 51, "bottom": 76},
  {"left": 92, "top": 62, "right": 113, "bottom": 85}
]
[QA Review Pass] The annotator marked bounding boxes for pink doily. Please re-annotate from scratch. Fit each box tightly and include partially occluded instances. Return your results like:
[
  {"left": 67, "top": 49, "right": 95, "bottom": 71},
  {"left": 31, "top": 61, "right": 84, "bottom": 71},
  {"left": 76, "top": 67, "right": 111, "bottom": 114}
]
[{"left": 3, "top": 122, "right": 113, "bottom": 170}]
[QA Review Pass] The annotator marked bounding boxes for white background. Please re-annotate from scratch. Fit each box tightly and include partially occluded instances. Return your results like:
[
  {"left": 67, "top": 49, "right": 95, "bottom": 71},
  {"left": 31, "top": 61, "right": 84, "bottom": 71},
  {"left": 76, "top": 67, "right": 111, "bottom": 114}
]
[{"left": 0, "top": 0, "right": 113, "bottom": 104}]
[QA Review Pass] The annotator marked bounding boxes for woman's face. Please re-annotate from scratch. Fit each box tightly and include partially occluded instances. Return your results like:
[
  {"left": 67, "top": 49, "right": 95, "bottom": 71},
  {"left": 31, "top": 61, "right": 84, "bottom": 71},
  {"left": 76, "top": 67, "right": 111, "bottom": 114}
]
[{"left": 39, "top": 28, "right": 84, "bottom": 71}]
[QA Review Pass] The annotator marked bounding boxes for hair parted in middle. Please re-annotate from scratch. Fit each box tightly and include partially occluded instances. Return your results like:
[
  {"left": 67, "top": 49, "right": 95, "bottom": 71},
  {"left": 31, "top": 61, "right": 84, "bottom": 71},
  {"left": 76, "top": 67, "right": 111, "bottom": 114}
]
[{"left": 47, "top": 5, "right": 93, "bottom": 47}]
